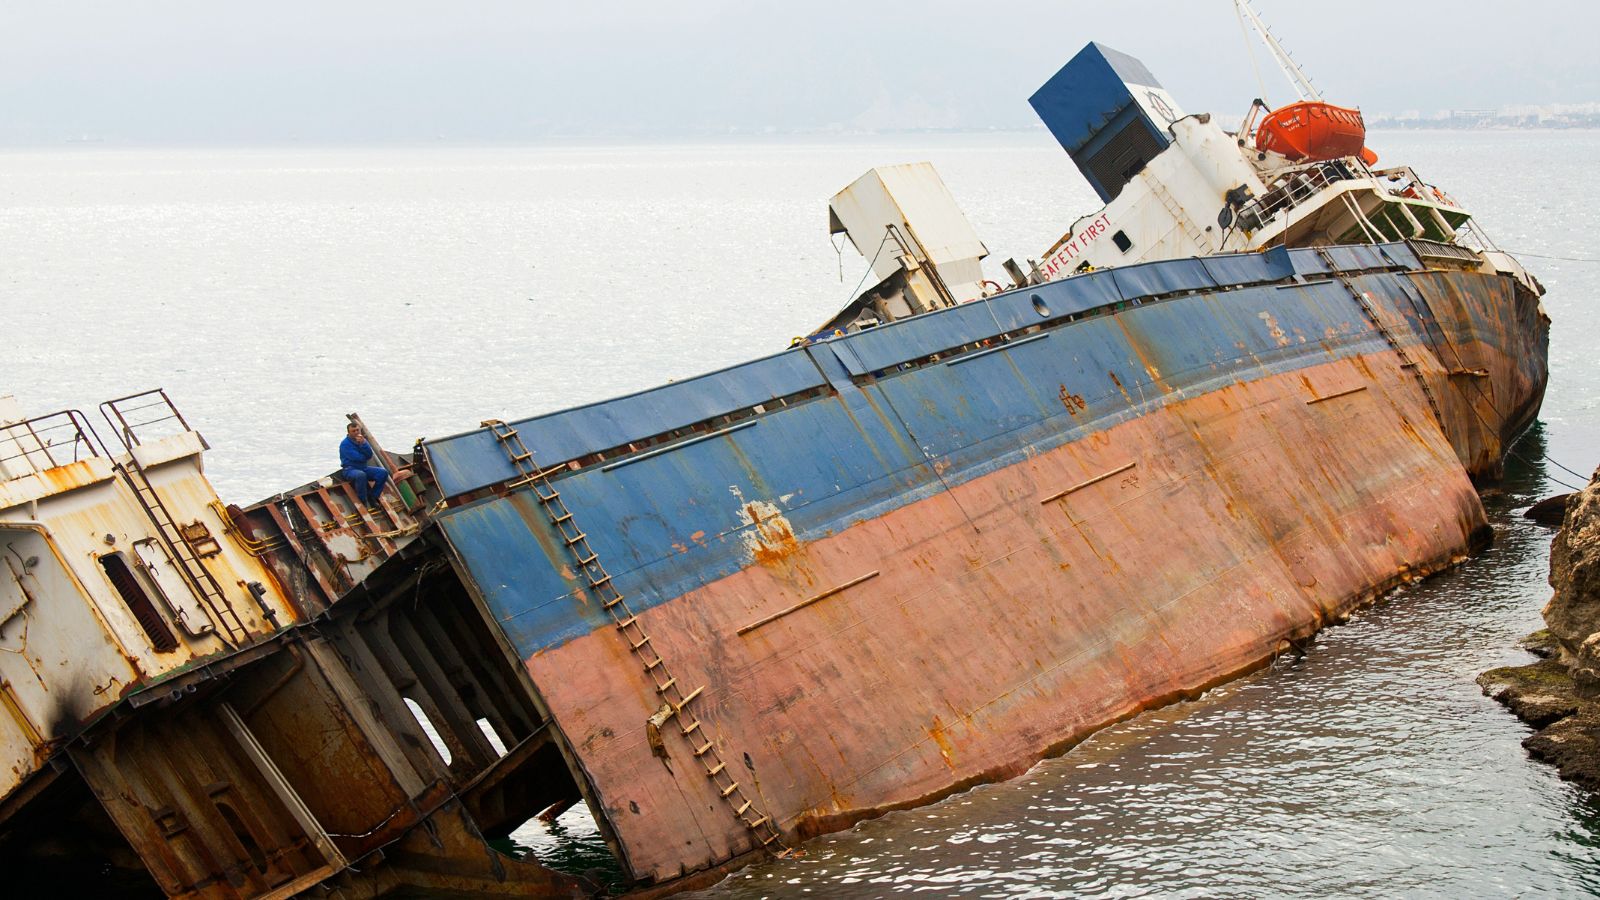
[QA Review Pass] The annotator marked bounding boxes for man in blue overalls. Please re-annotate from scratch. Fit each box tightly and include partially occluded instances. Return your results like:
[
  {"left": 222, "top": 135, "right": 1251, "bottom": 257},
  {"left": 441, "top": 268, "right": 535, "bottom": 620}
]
[{"left": 340, "top": 422, "right": 389, "bottom": 510}]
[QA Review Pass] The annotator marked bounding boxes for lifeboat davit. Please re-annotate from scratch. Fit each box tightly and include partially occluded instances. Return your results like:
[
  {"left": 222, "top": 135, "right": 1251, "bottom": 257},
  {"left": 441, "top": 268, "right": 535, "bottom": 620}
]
[{"left": 1254, "top": 101, "right": 1378, "bottom": 165}]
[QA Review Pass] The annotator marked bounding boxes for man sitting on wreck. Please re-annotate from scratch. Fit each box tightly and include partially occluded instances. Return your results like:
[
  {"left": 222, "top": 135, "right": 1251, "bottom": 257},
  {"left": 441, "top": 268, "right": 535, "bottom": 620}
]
[{"left": 340, "top": 422, "right": 389, "bottom": 510}]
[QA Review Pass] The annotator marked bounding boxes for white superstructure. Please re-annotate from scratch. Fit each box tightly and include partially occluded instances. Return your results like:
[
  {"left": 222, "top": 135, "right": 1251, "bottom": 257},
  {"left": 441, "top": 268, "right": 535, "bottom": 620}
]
[
  {"left": 0, "top": 392, "right": 299, "bottom": 802},
  {"left": 818, "top": 41, "right": 1538, "bottom": 335}
]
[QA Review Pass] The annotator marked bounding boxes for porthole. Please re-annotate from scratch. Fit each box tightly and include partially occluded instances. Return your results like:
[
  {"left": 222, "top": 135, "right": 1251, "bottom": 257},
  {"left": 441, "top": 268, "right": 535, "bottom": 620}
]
[{"left": 1031, "top": 294, "right": 1049, "bottom": 317}]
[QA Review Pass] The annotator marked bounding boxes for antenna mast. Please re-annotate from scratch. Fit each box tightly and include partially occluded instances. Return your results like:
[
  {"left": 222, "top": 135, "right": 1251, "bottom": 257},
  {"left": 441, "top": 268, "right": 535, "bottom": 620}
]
[{"left": 1233, "top": 0, "right": 1321, "bottom": 102}]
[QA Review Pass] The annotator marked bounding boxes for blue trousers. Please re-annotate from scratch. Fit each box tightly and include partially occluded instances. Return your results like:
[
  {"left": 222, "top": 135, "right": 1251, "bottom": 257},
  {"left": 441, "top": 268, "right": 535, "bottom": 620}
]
[{"left": 343, "top": 466, "right": 389, "bottom": 505}]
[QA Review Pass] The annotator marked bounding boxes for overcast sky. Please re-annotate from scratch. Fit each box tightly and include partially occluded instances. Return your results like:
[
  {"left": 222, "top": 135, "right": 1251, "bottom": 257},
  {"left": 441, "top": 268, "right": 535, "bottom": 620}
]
[{"left": 2, "top": 1, "right": 1596, "bottom": 144}]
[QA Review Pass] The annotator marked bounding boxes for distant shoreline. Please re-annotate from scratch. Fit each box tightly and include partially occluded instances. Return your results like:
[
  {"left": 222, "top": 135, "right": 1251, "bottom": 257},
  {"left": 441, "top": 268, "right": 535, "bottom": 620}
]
[
  {"left": 4, "top": 126, "right": 1600, "bottom": 152},
  {"left": 1369, "top": 122, "right": 1600, "bottom": 131}
]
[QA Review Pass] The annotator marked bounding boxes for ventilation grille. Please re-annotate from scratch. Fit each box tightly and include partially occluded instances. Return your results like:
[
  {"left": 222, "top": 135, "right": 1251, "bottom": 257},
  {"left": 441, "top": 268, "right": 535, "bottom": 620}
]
[{"left": 1078, "top": 115, "right": 1166, "bottom": 201}]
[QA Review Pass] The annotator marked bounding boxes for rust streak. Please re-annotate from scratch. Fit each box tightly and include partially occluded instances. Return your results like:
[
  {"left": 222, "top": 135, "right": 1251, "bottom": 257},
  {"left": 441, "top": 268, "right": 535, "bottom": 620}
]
[{"left": 927, "top": 717, "right": 956, "bottom": 771}]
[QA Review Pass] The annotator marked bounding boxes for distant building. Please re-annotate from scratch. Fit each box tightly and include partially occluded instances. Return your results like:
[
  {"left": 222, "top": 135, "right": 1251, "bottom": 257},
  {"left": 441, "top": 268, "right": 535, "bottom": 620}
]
[{"left": 1367, "top": 101, "right": 1600, "bottom": 130}]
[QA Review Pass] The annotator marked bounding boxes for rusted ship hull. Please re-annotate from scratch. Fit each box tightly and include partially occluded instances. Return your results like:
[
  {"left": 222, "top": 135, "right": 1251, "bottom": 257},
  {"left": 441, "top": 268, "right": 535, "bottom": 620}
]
[
  {"left": 0, "top": 397, "right": 604, "bottom": 898},
  {"left": 0, "top": 241, "right": 1548, "bottom": 897},
  {"left": 419, "top": 242, "right": 1548, "bottom": 885}
]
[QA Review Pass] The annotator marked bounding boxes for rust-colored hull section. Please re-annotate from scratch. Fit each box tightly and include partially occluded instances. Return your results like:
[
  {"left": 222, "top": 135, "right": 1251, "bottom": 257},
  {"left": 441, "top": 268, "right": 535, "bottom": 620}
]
[{"left": 532, "top": 349, "right": 1485, "bottom": 881}]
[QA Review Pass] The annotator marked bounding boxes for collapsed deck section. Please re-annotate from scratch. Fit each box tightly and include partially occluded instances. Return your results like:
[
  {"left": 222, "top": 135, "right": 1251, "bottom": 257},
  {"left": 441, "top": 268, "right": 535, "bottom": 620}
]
[
  {"left": 422, "top": 242, "right": 1547, "bottom": 884},
  {"left": 0, "top": 398, "right": 604, "bottom": 898},
  {"left": 0, "top": 392, "right": 303, "bottom": 810}
]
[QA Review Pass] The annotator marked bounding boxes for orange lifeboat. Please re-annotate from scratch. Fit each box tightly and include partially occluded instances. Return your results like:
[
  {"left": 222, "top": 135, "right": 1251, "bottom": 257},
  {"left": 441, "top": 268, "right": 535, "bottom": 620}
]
[{"left": 1254, "top": 101, "right": 1377, "bottom": 165}]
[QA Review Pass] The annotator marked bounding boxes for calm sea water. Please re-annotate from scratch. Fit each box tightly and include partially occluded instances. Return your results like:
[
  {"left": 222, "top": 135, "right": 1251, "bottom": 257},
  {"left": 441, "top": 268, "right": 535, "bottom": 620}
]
[{"left": 5, "top": 131, "right": 1599, "bottom": 897}]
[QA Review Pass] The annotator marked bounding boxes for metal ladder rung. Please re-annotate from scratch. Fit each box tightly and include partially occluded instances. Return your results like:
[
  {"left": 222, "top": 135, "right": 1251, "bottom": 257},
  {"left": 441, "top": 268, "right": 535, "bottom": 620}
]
[
  {"left": 484, "top": 427, "right": 789, "bottom": 855},
  {"left": 1337, "top": 274, "right": 1443, "bottom": 428}
]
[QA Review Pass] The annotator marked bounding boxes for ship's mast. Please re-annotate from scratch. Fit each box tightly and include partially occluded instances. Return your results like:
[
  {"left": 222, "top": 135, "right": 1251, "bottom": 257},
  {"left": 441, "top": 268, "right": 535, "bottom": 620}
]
[{"left": 1233, "top": 0, "right": 1321, "bottom": 102}]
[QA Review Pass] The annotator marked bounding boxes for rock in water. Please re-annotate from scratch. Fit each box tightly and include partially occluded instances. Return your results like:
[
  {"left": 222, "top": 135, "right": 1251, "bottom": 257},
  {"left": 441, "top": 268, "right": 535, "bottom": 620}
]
[
  {"left": 1546, "top": 480, "right": 1600, "bottom": 676},
  {"left": 1524, "top": 493, "right": 1573, "bottom": 526},
  {"left": 1480, "top": 465, "right": 1600, "bottom": 788}
]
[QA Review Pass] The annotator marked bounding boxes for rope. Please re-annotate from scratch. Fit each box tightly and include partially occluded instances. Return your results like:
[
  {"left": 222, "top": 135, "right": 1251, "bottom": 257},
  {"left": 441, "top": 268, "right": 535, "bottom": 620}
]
[
  {"left": 1522, "top": 450, "right": 1594, "bottom": 483},
  {"left": 843, "top": 230, "right": 894, "bottom": 305},
  {"left": 1234, "top": 1, "right": 1271, "bottom": 107},
  {"left": 1496, "top": 248, "right": 1600, "bottom": 264},
  {"left": 1508, "top": 449, "right": 1584, "bottom": 492}
]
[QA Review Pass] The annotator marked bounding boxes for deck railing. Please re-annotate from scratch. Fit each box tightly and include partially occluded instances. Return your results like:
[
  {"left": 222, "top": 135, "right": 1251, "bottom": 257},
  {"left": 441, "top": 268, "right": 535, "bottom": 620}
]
[
  {"left": 0, "top": 409, "right": 102, "bottom": 477},
  {"left": 99, "top": 389, "right": 194, "bottom": 451},
  {"left": 1237, "top": 163, "right": 1350, "bottom": 231}
]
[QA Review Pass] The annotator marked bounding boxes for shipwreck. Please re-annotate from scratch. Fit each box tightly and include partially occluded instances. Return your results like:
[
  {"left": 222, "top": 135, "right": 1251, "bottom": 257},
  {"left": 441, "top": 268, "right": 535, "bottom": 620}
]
[{"left": 0, "top": 34, "right": 1550, "bottom": 899}]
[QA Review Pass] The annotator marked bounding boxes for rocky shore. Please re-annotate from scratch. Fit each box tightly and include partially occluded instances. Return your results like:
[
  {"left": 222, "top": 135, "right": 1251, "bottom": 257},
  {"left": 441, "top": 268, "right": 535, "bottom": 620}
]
[{"left": 1479, "top": 466, "right": 1600, "bottom": 789}]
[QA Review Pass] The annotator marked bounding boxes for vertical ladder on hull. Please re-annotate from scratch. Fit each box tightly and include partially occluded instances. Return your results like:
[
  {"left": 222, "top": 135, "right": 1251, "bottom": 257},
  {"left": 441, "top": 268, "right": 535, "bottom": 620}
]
[
  {"left": 1148, "top": 180, "right": 1210, "bottom": 253},
  {"left": 115, "top": 460, "right": 251, "bottom": 645},
  {"left": 482, "top": 419, "right": 789, "bottom": 854},
  {"left": 1323, "top": 260, "right": 1445, "bottom": 427}
]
